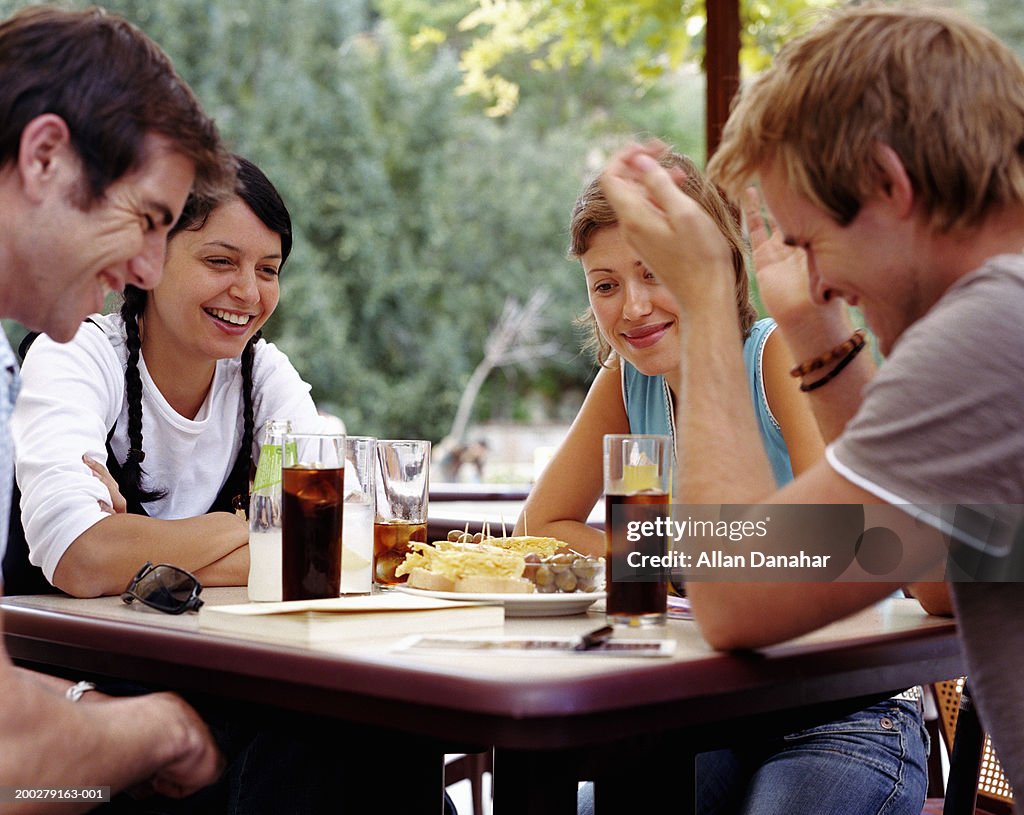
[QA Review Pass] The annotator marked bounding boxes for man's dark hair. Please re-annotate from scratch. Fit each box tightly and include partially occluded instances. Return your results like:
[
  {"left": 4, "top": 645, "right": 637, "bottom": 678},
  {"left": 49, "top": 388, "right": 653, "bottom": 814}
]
[{"left": 0, "top": 5, "right": 233, "bottom": 203}]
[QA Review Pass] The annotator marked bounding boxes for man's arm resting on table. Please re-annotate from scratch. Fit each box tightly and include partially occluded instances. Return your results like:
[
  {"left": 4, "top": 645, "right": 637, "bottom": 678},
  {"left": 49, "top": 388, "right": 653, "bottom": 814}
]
[
  {"left": 0, "top": 613, "right": 223, "bottom": 812},
  {"left": 672, "top": 299, "right": 915, "bottom": 649},
  {"left": 686, "top": 459, "right": 946, "bottom": 650}
]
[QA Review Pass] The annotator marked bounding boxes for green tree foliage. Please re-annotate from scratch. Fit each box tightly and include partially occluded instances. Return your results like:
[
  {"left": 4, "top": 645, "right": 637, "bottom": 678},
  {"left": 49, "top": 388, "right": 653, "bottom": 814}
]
[
  {"left": 413, "top": 0, "right": 1024, "bottom": 116},
  {"left": 399, "top": 0, "right": 837, "bottom": 117}
]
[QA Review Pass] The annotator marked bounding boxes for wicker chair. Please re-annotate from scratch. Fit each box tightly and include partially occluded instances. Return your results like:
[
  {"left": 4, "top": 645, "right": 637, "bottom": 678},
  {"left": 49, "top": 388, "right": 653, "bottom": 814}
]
[{"left": 922, "top": 678, "right": 1015, "bottom": 815}]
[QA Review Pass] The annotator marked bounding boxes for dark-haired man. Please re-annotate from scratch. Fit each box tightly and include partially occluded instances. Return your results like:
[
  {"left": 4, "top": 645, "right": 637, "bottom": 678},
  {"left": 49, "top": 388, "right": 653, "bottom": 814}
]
[{"left": 0, "top": 6, "right": 234, "bottom": 809}]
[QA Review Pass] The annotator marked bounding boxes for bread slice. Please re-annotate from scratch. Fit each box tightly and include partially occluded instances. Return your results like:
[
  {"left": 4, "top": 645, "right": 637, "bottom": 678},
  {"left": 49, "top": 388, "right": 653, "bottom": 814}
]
[
  {"left": 406, "top": 567, "right": 456, "bottom": 592},
  {"left": 454, "top": 575, "right": 534, "bottom": 594}
]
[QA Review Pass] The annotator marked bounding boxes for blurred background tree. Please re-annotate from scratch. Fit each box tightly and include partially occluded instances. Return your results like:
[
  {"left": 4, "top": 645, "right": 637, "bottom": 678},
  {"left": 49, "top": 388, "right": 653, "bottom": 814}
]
[
  {"left": 414, "top": 0, "right": 835, "bottom": 117},
  {"left": 2, "top": 0, "right": 1021, "bottom": 459}
]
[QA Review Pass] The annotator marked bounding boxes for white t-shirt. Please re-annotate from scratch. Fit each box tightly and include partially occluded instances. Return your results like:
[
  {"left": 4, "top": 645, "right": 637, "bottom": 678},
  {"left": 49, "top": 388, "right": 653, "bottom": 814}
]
[{"left": 12, "top": 314, "right": 320, "bottom": 581}]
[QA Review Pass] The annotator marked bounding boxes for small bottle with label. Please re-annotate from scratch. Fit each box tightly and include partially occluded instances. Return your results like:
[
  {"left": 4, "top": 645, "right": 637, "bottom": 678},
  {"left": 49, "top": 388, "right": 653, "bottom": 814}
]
[{"left": 247, "top": 419, "right": 291, "bottom": 601}]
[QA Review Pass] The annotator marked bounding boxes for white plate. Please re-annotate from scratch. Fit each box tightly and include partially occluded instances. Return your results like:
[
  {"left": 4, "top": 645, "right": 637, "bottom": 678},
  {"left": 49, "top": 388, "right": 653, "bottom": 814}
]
[{"left": 396, "top": 586, "right": 606, "bottom": 617}]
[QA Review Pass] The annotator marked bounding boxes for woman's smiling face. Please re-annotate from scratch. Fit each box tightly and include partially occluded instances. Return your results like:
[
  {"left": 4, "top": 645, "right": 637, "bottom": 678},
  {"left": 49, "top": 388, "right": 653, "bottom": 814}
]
[
  {"left": 144, "top": 197, "right": 283, "bottom": 362},
  {"left": 583, "top": 225, "right": 681, "bottom": 376}
]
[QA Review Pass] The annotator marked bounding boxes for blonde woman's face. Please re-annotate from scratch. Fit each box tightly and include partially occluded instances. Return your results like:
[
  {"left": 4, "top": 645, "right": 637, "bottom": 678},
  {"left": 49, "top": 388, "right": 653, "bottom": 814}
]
[{"left": 582, "top": 226, "right": 681, "bottom": 377}]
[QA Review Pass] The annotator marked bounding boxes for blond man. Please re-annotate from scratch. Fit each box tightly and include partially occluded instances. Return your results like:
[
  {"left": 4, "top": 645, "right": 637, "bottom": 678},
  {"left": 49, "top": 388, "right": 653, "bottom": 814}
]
[{"left": 599, "top": 5, "right": 1024, "bottom": 797}]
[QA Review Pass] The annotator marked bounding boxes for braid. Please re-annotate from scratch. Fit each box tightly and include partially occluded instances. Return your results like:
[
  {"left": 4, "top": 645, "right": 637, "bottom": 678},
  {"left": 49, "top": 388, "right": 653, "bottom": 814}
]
[
  {"left": 119, "top": 287, "right": 166, "bottom": 504},
  {"left": 235, "top": 329, "right": 261, "bottom": 514}
]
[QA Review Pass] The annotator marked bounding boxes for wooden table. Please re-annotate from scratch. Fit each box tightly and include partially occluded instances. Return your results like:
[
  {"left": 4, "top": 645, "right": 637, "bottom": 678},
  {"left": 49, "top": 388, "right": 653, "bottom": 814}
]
[{"left": 1, "top": 590, "right": 963, "bottom": 813}]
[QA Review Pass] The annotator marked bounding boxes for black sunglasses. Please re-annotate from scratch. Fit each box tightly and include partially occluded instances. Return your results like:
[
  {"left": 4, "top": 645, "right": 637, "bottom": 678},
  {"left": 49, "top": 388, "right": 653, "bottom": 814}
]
[{"left": 121, "top": 562, "right": 204, "bottom": 614}]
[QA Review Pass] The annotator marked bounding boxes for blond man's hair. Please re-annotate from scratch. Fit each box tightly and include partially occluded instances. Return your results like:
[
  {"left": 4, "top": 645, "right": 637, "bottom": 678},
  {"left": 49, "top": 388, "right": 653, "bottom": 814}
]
[
  {"left": 570, "top": 151, "right": 758, "bottom": 367},
  {"left": 708, "top": 5, "right": 1024, "bottom": 232}
]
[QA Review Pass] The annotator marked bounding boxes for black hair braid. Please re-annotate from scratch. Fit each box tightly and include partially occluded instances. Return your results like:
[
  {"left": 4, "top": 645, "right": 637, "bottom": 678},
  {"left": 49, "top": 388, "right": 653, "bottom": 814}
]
[
  {"left": 119, "top": 287, "right": 167, "bottom": 504},
  {"left": 233, "top": 329, "right": 261, "bottom": 515}
]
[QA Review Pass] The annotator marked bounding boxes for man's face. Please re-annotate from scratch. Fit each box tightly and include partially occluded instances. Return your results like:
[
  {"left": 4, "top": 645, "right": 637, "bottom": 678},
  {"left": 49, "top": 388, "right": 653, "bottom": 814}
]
[
  {"left": 18, "top": 134, "right": 195, "bottom": 342},
  {"left": 758, "top": 163, "right": 927, "bottom": 355}
]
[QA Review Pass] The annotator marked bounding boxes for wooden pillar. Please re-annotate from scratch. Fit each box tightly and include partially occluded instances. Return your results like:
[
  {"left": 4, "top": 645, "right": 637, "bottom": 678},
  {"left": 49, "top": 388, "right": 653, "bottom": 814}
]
[{"left": 705, "top": 0, "right": 741, "bottom": 159}]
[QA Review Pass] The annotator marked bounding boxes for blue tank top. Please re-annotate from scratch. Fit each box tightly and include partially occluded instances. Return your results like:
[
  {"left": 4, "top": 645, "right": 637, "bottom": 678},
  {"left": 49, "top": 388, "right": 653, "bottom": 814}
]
[{"left": 621, "top": 317, "right": 794, "bottom": 486}]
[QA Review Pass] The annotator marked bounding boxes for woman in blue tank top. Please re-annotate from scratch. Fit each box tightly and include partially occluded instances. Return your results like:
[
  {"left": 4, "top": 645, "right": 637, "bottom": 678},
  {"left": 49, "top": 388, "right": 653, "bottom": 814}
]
[
  {"left": 517, "top": 152, "right": 928, "bottom": 815},
  {"left": 516, "top": 153, "right": 823, "bottom": 558}
]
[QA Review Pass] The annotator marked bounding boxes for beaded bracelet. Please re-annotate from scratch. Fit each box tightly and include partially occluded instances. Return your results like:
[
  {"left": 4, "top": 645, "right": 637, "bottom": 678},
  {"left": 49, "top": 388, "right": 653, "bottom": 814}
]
[
  {"left": 789, "top": 328, "right": 866, "bottom": 379},
  {"left": 799, "top": 334, "right": 867, "bottom": 392}
]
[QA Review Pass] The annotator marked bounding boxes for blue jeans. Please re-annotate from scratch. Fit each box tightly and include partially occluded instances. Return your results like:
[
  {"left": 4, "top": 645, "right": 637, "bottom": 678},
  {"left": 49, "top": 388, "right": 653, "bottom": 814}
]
[
  {"left": 697, "top": 699, "right": 928, "bottom": 815},
  {"left": 579, "top": 699, "right": 928, "bottom": 815}
]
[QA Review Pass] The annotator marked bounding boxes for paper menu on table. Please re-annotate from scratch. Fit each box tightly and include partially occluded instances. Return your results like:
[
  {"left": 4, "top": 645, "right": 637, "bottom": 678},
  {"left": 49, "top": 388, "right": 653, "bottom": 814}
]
[{"left": 394, "top": 634, "right": 675, "bottom": 657}]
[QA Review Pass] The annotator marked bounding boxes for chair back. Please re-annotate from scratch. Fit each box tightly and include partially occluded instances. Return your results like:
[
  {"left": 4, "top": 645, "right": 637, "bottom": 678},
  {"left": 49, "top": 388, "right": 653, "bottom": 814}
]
[{"left": 933, "top": 678, "right": 1015, "bottom": 814}]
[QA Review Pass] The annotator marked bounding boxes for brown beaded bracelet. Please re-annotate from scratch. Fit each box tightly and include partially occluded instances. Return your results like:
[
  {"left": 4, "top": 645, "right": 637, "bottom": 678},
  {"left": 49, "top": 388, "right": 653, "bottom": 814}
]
[
  {"left": 799, "top": 334, "right": 867, "bottom": 392},
  {"left": 789, "top": 328, "right": 867, "bottom": 379}
]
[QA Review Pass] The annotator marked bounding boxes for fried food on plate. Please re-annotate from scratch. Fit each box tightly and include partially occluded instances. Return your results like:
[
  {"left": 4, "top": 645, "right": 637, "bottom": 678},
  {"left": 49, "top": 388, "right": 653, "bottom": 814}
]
[{"left": 397, "top": 542, "right": 533, "bottom": 593}]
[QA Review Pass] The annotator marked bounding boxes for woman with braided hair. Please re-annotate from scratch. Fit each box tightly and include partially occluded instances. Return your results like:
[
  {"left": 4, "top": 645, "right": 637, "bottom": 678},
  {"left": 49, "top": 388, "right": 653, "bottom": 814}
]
[{"left": 10, "top": 155, "right": 320, "bottom": 597}]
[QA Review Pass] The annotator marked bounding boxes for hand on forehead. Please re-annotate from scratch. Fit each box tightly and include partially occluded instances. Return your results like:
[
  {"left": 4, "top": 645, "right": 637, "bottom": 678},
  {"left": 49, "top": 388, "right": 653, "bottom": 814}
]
[{"left": 598, "top": 142, "right": 735, "bottom": 306}]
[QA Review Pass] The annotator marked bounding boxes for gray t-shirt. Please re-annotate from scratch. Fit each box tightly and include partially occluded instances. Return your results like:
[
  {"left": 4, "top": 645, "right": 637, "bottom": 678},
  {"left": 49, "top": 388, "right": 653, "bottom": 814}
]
[{"left": 828, "top": 254, "right": 1024, "bottom": 794}]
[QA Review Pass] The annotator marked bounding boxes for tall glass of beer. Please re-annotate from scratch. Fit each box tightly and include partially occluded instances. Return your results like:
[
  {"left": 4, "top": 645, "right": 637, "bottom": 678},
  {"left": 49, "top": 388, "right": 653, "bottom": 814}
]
[{"left": 603, "top": 434, "right": 672, "bottom": 626}]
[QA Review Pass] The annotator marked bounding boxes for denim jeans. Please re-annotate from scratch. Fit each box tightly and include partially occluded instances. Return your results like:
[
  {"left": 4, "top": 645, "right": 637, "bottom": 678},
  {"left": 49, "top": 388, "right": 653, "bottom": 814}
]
[
  {"left": 578, "top": 699, "right": 928, "bottom": 815},
  {"left": 696, "top": 699, "right": 928, "bottom": 815}
]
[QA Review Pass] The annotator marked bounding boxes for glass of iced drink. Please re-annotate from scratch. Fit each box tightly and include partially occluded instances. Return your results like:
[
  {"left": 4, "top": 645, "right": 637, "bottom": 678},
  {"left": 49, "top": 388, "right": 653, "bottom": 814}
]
[
  {"left": 373, "top": 439, "right": 430, "bottom": 587},
  {"left": 341, "top": 436, "right": 375, "bottom": 594},
  {"left": 281, "top": 430, "right": 345, "bottom": 601},
  {"left": 604, "top": 434, "right": 672, "bottom": 626}
]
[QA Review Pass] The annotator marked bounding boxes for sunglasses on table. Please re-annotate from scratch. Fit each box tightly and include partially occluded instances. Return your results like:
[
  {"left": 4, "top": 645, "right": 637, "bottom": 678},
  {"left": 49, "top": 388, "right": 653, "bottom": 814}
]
[{"left": 121, "top": 562, "right": 204, "bottom": 614}]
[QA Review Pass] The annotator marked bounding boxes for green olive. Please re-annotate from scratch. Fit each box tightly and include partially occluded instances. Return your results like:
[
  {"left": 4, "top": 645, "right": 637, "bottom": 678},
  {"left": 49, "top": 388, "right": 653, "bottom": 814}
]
[
  {"left": 555, "top": 570, "right": 578, "bottom": 592},
  {"left": 533, "top": 564, "right": 554, "bottom": 587}
]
